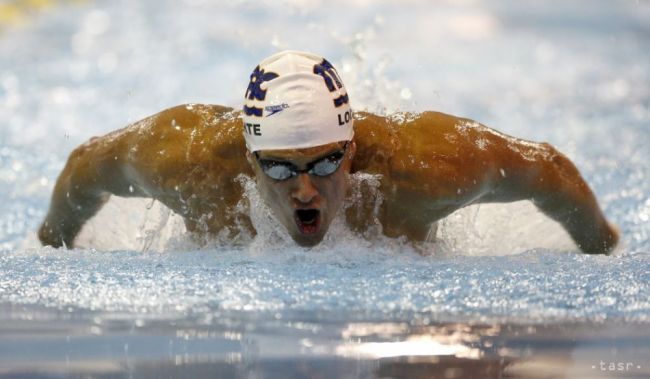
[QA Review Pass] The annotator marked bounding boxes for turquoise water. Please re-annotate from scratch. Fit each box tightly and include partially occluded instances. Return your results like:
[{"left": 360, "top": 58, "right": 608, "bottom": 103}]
[{"left": 0, "top": 0, "right": 649, "bottom": 377}]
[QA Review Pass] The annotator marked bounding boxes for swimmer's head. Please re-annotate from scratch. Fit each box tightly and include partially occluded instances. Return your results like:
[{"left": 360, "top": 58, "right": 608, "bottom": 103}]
[
  {"left": 243, "top": 51, "right": 356, "bottom": 246},
  {"left": 242, "top": 50, "right": 353, "bottom": 152}
]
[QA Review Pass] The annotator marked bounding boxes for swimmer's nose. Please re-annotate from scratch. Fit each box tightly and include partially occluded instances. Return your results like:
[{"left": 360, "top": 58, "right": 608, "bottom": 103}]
[{"left": 291, "top": 173, "right": 318, "bottom": 205}]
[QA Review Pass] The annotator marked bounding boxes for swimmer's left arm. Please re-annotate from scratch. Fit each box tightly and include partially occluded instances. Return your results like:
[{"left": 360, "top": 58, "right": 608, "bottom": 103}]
[
  {"left": 388, "top": 112, "right": 619, "bottom": 254},
  {"left": 474, "top": 127, "right": 619, "bottom": 254}
]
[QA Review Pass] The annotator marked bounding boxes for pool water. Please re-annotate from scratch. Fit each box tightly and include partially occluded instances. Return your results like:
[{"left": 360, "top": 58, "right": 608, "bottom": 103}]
[{"left": 0, "top": 0, "right": 649, "bottom": 377}]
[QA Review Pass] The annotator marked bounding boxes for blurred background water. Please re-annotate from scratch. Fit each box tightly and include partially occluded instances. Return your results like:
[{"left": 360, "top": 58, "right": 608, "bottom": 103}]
[{"left": 0, "top": 0, "right": 649, "bottom": 377}]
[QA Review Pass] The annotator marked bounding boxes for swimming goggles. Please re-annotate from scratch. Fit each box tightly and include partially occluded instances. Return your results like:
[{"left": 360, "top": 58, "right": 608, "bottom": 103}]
[{"left": 255, "top": 142, "right": 349, "bottom": 181}]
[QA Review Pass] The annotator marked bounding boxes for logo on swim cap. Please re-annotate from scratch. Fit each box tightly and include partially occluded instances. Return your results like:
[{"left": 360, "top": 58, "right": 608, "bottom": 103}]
[
  {"left": 312, "top": 59, "right": 350, "bottom": 108},
  {"left": 242, "top": 50, "right": 354, "bottom": 152},
  {"left": 243, "top": 66, "right": 278, "bottom": 117},
  {"left": 265, "top": 103, "right": 290, "bottom": 117}
]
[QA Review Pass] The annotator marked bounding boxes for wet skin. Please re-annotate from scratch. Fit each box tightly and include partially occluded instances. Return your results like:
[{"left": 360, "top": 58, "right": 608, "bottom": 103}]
[{"left": 38, "top": 104, "right": 619, "bottom": 254}]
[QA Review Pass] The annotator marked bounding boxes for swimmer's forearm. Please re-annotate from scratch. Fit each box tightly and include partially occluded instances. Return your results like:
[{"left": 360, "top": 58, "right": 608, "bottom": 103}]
[
  {"left": 38, "top": 145, "right": 111, "bottom": 248},
  {"left": 469, "top": 128, "right": 618, "bottom": 254},
  {"left": 526, "top": 148, "right": 618, "bottom": 254},
  {"left": 533, "top": 190, "right": 618, "bottom": 254}
]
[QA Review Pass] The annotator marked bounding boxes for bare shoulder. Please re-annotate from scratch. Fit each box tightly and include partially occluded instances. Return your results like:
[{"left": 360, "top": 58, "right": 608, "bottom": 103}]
[
  {"left": 349, "top": 110, "right": 482, "bottom": 237},
  {"left": 122, "top": 104, "right": 244, "bottom": 163},
  {"left": 127, "top": 104, "right": 241, "bottom": 153},
  {"left": 70, "top": 104, "right": 249, "bottom": 197},
  {"left": 351, "top": 110, "right": 531, "bottom": 204},
  {"left": 75, "top": 104, "right": 240, "bottom": 154},
  {"left": 352, "top": 110, "right": 491, "bottom": 177}
]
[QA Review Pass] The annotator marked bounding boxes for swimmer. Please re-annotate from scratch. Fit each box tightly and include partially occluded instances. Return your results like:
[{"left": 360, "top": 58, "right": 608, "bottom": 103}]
[{"left": 38, "top": 50, "right": 619, "bottom": 254}]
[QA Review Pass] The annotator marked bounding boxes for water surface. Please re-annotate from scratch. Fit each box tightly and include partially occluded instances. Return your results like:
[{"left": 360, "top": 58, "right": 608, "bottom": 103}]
[{"left": 0, "top": 0, "right": 649, "bottom": 377}]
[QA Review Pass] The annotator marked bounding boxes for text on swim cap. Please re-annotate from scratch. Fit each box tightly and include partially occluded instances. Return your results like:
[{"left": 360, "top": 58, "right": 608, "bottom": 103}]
[
  {"left": 244, "top": 122, "right": 261, "bottom": 136},
  {"left": 338, "top": 109, "right": 352, "bottom": 126}
]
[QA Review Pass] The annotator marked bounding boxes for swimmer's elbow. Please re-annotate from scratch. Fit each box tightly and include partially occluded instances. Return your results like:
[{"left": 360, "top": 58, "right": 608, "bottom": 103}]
[
  {"left": 532, "top": 143, "right": 587, "bottom": 199},
  {"left": 486, "top": 141, "right": 579, "bottom": 204}
]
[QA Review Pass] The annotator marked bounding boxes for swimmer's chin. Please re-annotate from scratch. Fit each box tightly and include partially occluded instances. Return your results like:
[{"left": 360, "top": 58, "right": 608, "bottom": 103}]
[{"left": 291, "top": 233, "right": 326, "bottom": 247}]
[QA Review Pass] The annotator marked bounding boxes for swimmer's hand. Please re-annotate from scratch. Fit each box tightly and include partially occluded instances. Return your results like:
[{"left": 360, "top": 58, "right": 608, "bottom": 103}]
[
  {"left": 564, "top": 218, "right": 619, "bottom": 255},
  {"left": 38, "top": 217, "right": 79, "bottom": 248},
  {"left": 38, "top": 186, "right": 109, "bottom": 248},
  {"left": 593, "top": 223, "right": 620, "bottom": 255}
]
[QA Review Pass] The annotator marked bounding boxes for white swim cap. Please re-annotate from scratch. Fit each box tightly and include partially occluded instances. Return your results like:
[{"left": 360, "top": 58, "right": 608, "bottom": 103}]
[{"left": 242, "top": 50, "right": 354, "bottom": 152}]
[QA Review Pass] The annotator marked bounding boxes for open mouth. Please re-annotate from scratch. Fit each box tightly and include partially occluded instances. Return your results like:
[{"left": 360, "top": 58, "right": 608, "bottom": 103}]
[{"left": 294, "top": 209, "right": 321, "bottom": 235}]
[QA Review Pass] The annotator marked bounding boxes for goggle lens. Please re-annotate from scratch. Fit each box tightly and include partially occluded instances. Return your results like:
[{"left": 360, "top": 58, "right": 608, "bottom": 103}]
[
  {"left": 256, "top": 142, "right": 348, "bottom": 181},
  {"left": 260, "top": 161, "right": 295, "bottom": 181}
]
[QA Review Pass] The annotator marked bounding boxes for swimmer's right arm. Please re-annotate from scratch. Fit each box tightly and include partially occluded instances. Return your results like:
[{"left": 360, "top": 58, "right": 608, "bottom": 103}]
[
  {"left": 38, "top": 127, "right": 135, "bottom": 248},
  {"left": 38, "top": 104, "right": 243, "bottom": 248},
  {"left": 38, "top": 105, "right": 188, "bottom": 248}
]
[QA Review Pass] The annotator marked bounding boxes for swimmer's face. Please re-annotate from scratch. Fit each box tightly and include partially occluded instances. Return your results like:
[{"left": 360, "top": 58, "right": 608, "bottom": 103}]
[{"left": 247, "top": 141, "right": 356, "bottom": 247}]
